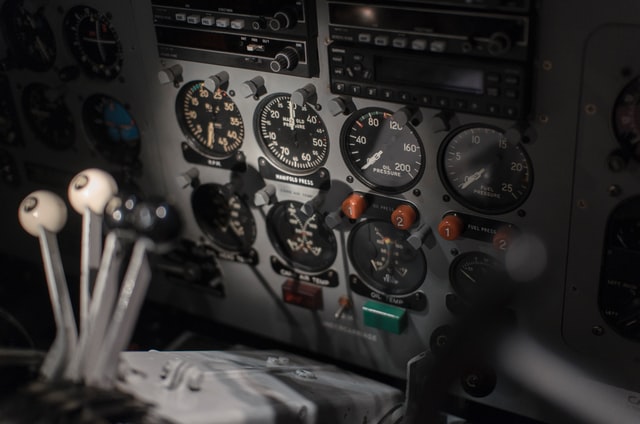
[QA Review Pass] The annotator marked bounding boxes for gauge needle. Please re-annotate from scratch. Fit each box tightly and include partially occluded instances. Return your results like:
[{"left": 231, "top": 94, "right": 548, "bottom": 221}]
[
  {"left": 207, "top": 122, "right": 214, "bottom": 148},
  {"left": 95, "top": 19, "right": 107, "bottom": 63},
  {"left": 288, "top": 100, "right": 296, "bottom": 130},
  {"left": 458, "top": 168, "right": 486, "bottom": 190},
  {"left": 461, "top": 269, "right": 477, "bottom": 283},
  {"left": 361, "top": 150, "right": 384, "bottom": 170}
]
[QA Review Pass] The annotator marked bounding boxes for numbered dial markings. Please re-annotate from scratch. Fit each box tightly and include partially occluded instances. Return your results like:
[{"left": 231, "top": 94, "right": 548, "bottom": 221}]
[
  {"left": 341, "top": 108, "right": 425, "bottom": 193},
  {"left": 255, "top": 94, "right": 329, "bottom": 174},
  {"left": 439, "top": 125, "right": 533, "bottom": 214},
  {"left": 63, "top": 6, "right": 123, "bottom": 79},
  {"left": 349, "top": 220, "right": 426, "bottom": 295},
  {"left": 450, "top": 252, "right": 504, "bottom": 301},
  {"left": 191, "top": 184, "right": 256, "bottom": 253},
  {"left": 176, "top": 81, "right": 244, "bottom": 158},
  {"left": 82, "top": 94, "right": 140, "bottom": 165},
  {"left": 267, "top": 201, "right": 337, "bottom": 272},
  {"left": 613, "top": 76, "right": 640, "bottom": 159}
]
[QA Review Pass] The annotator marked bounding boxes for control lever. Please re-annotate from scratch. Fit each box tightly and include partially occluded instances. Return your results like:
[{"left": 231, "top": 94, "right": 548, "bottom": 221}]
[{"left": 18, "top": 191, "right": 77, "bottom": 380}]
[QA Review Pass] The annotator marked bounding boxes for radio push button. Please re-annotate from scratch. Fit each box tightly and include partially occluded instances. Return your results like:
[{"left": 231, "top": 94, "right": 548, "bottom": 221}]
[{"left": 411, "top": 39, "right": 428, "bottom": 51}]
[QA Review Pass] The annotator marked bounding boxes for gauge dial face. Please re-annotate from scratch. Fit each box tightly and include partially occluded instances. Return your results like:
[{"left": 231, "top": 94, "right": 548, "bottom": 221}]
[
  {"left": 449, "top": 252, "right": 504, "bottom": 301},
  {"left": 341, "top": 107, "right": 425, "bottom": 193},
  {"left": 1, "top": 0, "right": 56, "bottom": 71},
  {"left": 255, "top": 93, "right": 329, "bottom": 174},
  {"left": 63, "top": 6, "right": 123, "bottom": 79},
  {"left": 267, "top": 201, "right": 337, "bottom": 272},
  {"left": 348, "top": 220, "right": 426, "bottom": 295},
  {"left": 439, "top": 125, "right": 533, "bottom": 214},
  {"left": 82, "top": 94, "right": 140, "bottom": 164},
  {"left": 191, "top": 183, "right": 256, "bottom": 253},
  {"left": 176, "top": 81, "right": 244, "bottom": 159},
  {"left": 22, "top": 83, "right": 75, "bottom": 150},
  {"left": 613, "top": 76, "right": 640, "bottom": 159}
]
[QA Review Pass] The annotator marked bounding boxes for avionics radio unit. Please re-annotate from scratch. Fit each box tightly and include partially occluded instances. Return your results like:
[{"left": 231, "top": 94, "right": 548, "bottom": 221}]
[
  {"left": 151, "top": 0, "right": 319, "bottom": 77},
  {"left": 327, "top": 1, "right": 532, "bottom": 119}
]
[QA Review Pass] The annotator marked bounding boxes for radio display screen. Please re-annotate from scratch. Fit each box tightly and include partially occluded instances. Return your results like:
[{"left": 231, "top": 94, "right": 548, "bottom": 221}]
[{"left": 375, "top": 57, "right": 484, "bottom": 95}]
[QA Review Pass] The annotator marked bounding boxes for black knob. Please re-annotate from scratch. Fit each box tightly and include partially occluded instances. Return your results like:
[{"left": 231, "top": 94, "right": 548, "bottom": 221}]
[
  {"left": 270, "top": 47, "right": 299, "bottom": 73},
  {"left": 132, "top": 200, "right": 182, "bottom": 243},
  {"left": 487, "top": 32, "right": 512, "bottom": 56},
  {"left": 268, "top": 10, "right": 295, "bottom": 31}
]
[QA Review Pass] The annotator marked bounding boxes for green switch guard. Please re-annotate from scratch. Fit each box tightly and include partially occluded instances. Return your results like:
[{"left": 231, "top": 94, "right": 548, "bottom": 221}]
[{"left": 362, "top": 301, "right": 407, "bottom": 334}]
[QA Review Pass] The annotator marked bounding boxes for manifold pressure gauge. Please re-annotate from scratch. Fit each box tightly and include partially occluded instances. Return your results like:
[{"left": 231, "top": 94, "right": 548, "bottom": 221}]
[
  {"left": 176, "top": 80, "right": 244, "bottom": 159},
  {"left": 439, "top": 125, "right": 533, "bottom": 214},
  {"left": 341, "top": 107, "right": 425, "bottom": 193},
  {"left": 63, "top": 6, "right": 123, "bottom": 79},
  {"left": 255, "top": 93, "right": 329, "bottom": 174}
]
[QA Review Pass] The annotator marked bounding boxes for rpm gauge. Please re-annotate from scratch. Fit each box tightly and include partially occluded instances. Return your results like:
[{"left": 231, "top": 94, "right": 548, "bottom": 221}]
[
  {"left": 191, "top": 183, "right": 256, "bottom": 253},
  {"left": 255, "top": 93, "right": 329, "bottom": 174},
  {"left": 439, "top": 125, "right": 533, "bottom": 214},
  {"left": 82, "top": 94, "right": 140, "bottom": 165},
  {"left": 63, "top": 6, "right": 123, "bottom": 79},
  {"left": 266, "top": 201, "right": 337, "bottom": 272},
  {"left": 341, "top": 107, "right": 425, "bottom": 193},
  {"left": 348, "top": 220, "right": 426, "bottom": 295},
  {"left": 176, "top": 80, "right": 244, "bottom": 159},
  {"left": 613, "top": 76, "right": 640, "bottom": 159},
  {"left": 22, "top": 83, "right": 75, "bottom": 150}
]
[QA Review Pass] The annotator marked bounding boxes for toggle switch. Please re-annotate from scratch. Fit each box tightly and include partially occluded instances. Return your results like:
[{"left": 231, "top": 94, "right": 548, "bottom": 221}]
[
  {"left": 292, "top": 83, "right": 317, "bottom": 107},
  {"left": 282, "top": 279, "right": 323, "bottom": 310},
  {"left": 407, "top": 223, "right": 431, "bottom": 250},
  {"left": 254, "top": 184, "right": 276, "bottom": 206}
]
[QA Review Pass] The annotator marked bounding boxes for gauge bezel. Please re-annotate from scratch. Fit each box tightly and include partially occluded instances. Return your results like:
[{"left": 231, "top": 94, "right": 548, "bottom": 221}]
[
  {"left": 63, "top": 5, "right": 123, "bottom": 80},
  {"left": 340, "top": 107, "right": 426, "bottom": 194},
  {"left": 175, "top": 80, "right": 244, "bottom": 160},
  {"left": 82, "top": 94, "right": 141, "bottom": 165},
  {"left": 437, "top": 123, "right": 534, "bottom": 215},
  {"left": 347, "top": 219, "right": 427, "bottom": 295},
  {"left": 254, "top": 93, "right": 330, "bottom": 175},
  {"left": 22, "top": 82, "right": 75, "bottom": 150},
  {"left": 449, "top": 251, "right": 503, "bottom": 301},
  {"left": 266, "top": 200, "right": 337, "bottom": 273}
]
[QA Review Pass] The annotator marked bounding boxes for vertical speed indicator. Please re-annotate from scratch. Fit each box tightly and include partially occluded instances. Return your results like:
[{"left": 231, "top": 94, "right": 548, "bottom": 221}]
[{"left": 341, "top": 107, "right": 425, "bottom": 193}]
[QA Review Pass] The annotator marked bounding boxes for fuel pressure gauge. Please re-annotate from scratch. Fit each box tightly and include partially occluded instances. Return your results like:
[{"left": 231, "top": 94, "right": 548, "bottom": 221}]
[
  {"left": 255, "top": 93, "right": 329, "bottom": 174},
  {"left": 439, "top": 125, "right": 533, "bottom": 214},
  {"left": 176, "top": 80, "right": 244, "bottom": 159},
  {"left": 341, "top": 107, "right": 425, "bottom": 193}
]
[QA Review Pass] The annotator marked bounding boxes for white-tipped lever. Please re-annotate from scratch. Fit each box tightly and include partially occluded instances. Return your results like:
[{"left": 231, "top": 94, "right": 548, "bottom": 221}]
[
  {"left": 67, "top": 169, "right": 118, "bottom": 336},
  {"left": 18, "top": 190, "right": 78, "bottom": 380}
]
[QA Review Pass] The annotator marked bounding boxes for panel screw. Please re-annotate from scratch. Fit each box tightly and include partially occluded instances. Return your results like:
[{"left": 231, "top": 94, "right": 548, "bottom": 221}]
[{"left": 592, "top": 326, "right": 604, "bottom": 336}]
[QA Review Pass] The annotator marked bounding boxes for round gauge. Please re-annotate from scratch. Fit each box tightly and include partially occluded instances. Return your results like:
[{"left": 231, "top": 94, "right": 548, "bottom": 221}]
[
  {"left": 176, "top": 81, "right": 244, "bottom": 159},
  {"left": 266, "top": 201, "right": 337, "bottom": 272},
  {"left": 191, "top": 183, "right": 256, "bottom": 253},
  {"left": 82, "top": 94, "right": 140, "bottom": 165},
  {"left": 613, "top": 76, "right": 640, "bottom": 160},
  {"left": 63, "top": 6, "right": 123, "bottom": 79},
  {"left": 0, "top": 0, "right": 56, "bottom": 71},
  {"left": 341, "top": 107, "right": 425, "bottom": 193},
  {"left": 348, "top": 220, "right": 426, "bottom": 295},
  {"left": 22, "top": 83, "right": 75, "bottom": 150},
  {"left": 439, "top": 125, "right": 533, "bottom": 214},
  {"left": 449, "top": 252, "right": 504, "bottom": 301},
  {"left": 255, "top": 93, "right": 329, "bottom": 174}
]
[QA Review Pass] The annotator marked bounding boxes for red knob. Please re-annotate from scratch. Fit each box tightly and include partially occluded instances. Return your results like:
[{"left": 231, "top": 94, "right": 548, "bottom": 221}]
[
  {"left": 437, "top": 215, "right": 464, "bottom": 240},
  {"left": 493, "top": 226, "right": 514, "bottom": 251},
  {"left": 341, "top": 193, "right": 367, "bottom": 220},
  {"left": 391, "top": 204, "right": 417, "bottom": 230}
]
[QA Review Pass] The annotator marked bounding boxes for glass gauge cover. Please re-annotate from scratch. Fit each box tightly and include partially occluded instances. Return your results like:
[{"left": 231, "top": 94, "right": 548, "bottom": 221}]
[
  {"left": 82, "top": 94, "right": 140, "bottom": 165},
  {"left": 191, "top": 183, "right": 256, "bottom": 253},
  {"left": 341, "top": 107, "right": 425, "bottom": 193},
  {"left": 267, "top": 201, "right": 337, "bottom": 272},
  {"left": 348, "top": 220, "right": 427, "bottom": 295},
  {"left": 439, "top": 125, "right": 533, "bottom": 214},
  {"left": 63, "top": 6, "right": 123, "bottom": 79},
  {"left": 449, "top": 252, "right": 504, "bottom": 301},
  {"left": 176, "top": 81, "right": 244, "bottom": 159},
  {"left": 255, "top": 93, "right": 329, "bottom": 174},
  {"left": 0, "top": 0, "right": 56, "bottom": 71},
  {"left": 22, "top": 83, "right": 75, "bottom": 150},
  {"left": 613, "top": 76, "right": 640, "bottom": 159}
]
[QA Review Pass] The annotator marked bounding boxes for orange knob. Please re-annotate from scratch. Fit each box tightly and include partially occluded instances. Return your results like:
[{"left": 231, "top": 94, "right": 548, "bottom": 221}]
[
  {"left": 493, "top": 226, "right": 514, "bottom": 251},
  {"left": 437, "top": 215, "right": 464, "bottom": 240},
  {"left": 391, "top": 204, "right": 417, "bottom": 230},
  {"left": 341, "top": 193, "right": 367, "bottom": 220}
]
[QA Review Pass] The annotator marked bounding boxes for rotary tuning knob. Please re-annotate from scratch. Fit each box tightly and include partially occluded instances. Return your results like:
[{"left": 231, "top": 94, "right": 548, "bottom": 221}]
[
  {"left": 328, "top": 97, "right": 355, "bottom": 116},
  {"left": 292, "top": 84, "right": 317, "bottom": 107},
  {"left": 158, "top": 64, "right": 183, "bottom": 87},
  {"left": 269, "top": 9, "right": 296, "bottom": 31},
  {"left": 241, "top": 76, "right": 266, "bottom": 98},
  {"left": 270, "top": 47, "right": 300, "bottom": 73},
  {"left": 393, "top": 107, "right": 422, "bottom": 127},
  {"left": 204, "top": 71, "right": 229, "bottom": 93},
  {"left": 254, "top": 184, "right": 276, "bottom": 206}
]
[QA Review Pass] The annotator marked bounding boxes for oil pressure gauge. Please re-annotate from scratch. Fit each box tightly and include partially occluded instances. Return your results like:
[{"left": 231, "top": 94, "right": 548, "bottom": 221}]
[
  {"left": 176, "top": 80, "right": 244, "bottom": 159},
  {"left": 439, "top": 125, "right": 533, "bottom": 214},
  {"left": 341, "top": 107, "right": 425, "bottom": 193},
  {"left": 255, "top": 93, "right": 329, "bottom": 174}
]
